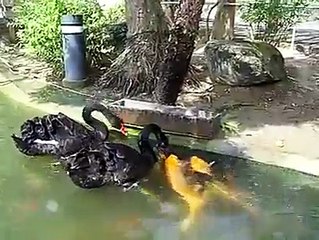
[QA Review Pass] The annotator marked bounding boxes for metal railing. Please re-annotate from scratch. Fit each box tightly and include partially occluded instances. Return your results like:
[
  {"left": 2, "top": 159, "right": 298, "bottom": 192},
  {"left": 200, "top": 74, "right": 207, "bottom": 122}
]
[
  {"left": 161, "top": 0, "right": 319, "bottom": 8},
  {"left": 161, "top": 0, "right": 319, "bottom": 44}
]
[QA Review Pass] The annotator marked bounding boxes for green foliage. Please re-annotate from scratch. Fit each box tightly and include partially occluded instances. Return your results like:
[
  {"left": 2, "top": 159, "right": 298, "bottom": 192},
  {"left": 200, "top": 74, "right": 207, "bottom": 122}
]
[
  {"left": 14, "top": 0, "right": 126, "bottom": 70},
  {"left": 240, "top": 0, "right": 309, "bottom": 46},
  {"left": 220, "top": 113, "right": 241, "bottom": 136}
]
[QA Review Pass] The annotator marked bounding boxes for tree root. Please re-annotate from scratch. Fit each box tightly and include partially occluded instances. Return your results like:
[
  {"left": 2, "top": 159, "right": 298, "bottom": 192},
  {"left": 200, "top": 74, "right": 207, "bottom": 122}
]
[
  {"left": 95, "top": 30, "right": 205, "bottom": 98},
  {"left": 185, "top": 64, "right": 203, "bottom": 88},
  {"left": 95, "top": 31, "right": 166, "bottom": 97}
]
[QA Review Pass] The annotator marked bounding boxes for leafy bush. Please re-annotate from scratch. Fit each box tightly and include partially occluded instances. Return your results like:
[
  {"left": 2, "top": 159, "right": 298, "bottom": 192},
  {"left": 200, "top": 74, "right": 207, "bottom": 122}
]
[
  {"left": 14, "top": 0, "right": 126, "bottom": 70},
  {"left": 240, "top": 0, "right": 309, "bottom": 46}
]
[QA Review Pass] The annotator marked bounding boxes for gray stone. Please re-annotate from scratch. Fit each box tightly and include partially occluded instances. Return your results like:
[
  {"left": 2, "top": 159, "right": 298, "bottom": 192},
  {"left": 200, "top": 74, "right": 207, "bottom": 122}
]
[{"left": 204, "top": 40, "right": 287, "bottom": 86}]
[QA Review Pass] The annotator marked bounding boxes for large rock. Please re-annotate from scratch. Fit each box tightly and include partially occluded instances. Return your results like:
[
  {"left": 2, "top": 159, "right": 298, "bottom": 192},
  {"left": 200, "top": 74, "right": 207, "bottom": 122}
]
[{"left": 204, "top": 40, "right": 287, "bottom": 86}]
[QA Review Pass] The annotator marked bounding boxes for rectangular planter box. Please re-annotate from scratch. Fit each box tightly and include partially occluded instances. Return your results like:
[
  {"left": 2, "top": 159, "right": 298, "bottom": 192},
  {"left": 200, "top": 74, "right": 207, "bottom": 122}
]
[{"left": 106, "top": 98, "right": 220, "bottom": 139}]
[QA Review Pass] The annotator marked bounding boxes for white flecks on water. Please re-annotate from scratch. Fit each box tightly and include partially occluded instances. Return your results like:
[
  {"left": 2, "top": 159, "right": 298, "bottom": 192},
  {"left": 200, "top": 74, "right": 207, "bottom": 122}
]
[
  {"left": 46, "top": 200, "right": 59, "bottom": 213},
  {"left": 159, "top": 202, "right": 178, "bottom": 215}
]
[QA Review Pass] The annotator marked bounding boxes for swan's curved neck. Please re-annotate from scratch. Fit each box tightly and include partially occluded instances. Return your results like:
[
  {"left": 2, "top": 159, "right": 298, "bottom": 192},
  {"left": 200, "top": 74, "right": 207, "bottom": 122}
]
[
  {"left": 138, "top": 138, "right": 157, "bottom": 164},
  {"left": 138, "top": 124, "right": 168, "bottom": 164},
  {"left": 82, "top": 105, "right": 109, "bottom": 140}
]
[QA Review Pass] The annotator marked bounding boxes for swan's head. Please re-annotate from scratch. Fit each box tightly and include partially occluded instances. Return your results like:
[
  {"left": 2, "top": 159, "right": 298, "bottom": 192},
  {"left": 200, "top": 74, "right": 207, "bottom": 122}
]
[
  {"left": 83, "top": 102, "right": 128, "bottom": 137},
  {"left": 98, "top": 105, "right": 128, "bottom": 137},
  {"left": 111, "top": 118, "right": 128, "bottom": 137},
  {"left": 138, "top": 123, "right": 169, "bottom": 162}
]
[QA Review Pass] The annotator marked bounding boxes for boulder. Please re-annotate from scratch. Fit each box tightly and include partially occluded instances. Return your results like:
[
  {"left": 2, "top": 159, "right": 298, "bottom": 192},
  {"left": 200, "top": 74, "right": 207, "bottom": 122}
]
[{"left": 204, "top": 40, "right": 287, "bottom": 86}]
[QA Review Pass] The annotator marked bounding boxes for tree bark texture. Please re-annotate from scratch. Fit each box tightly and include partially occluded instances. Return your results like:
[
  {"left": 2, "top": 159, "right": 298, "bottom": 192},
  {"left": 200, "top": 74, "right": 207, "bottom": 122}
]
[
  {"left": 161, "top": 3, "right": 178, "bottom": 26},
  {"left": 98, "top": 0, "right": 168, "bottom": 96},
  {"left": 125, "top": 0, "right": 168, "bottom": 36},
  {"left": 155, "top": 0, "right": 205, "bottom": 105},
  {"left": 210, "top": 0, "right": 236, "bottom": 40}
]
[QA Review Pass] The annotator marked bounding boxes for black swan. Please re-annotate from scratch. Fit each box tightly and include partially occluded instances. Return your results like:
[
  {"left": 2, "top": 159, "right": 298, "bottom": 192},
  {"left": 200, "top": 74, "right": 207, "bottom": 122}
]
[
  {"left": 11, "top": 103, "right": 128, "bottom": 157},
  {"left": 63, "top": 123, "right": 169, "bottom": 190}
]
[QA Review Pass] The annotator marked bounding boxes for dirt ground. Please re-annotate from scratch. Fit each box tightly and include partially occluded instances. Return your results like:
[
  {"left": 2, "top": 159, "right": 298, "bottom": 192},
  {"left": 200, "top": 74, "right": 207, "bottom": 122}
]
[{"left": 179, "top": 55, "right": 319, "bottom": 132}]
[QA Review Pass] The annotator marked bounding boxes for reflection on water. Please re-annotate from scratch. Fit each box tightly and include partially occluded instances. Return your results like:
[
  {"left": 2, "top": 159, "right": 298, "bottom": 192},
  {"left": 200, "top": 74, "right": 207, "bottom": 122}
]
[{"left": 1, "top": 93, "right": 319, "bottom": 240}]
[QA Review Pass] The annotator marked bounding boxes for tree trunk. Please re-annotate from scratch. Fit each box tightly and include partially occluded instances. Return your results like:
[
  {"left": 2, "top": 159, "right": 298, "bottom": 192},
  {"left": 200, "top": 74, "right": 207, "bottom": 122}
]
[
  {"left": 154, "top": 0, "right": 205, "bottom": 105},
  {"left": 98, "top": 0, "right": 168, "bottom": 96},
  {"left": 97, "top": 0, "right": 205, "bottom": 105},
  {"left": 125, "top": 0, "right": 167, "bottom": 36},
  {"left": 210, "top": 0, "right": 236, "bottom": 40},
  {"left": 162, "top": 3, "right": 178, "bottom": 26}
]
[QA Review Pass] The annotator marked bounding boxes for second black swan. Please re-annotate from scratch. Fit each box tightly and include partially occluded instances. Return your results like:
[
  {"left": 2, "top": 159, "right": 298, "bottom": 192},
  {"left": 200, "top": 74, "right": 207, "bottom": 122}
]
[
  {"left": 63, "top": 123, "right": 169, "bottom": 190},
  {"left": 11, "top": 103, "right": 128, "bottom": 157}
]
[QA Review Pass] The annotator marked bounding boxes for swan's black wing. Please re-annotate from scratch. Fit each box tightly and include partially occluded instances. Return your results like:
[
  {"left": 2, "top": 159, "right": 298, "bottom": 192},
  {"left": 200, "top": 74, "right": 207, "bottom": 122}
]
[
  {"left": 20, "top": 113, "right": 91, "bottom": 143},
  {"left": 11, "top": 134, "right": 59, "bottom": 156},
  {"left": 11, "top": 134, "right": 89, "bottom": 157},
  {"left": 63, "top": 142, "right": 153, "bottom": 189},
  {"left": 63, "top": 143, "right": 130, "bottom": 189},
  {"left": 63, "top": 148, "right": 111, "bottom": 188},
  {"left": 12, "top": 113, "right": 93, "bottom": 156},
  {"left": 106, "top": 143, "right": 156, "bottom": 184}
]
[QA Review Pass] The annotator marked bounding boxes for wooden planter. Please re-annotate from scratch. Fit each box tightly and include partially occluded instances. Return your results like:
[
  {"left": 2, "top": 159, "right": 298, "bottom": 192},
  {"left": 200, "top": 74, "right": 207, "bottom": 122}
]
[{"left": 106, "top": 98, "right": 221, "bottom": 139}]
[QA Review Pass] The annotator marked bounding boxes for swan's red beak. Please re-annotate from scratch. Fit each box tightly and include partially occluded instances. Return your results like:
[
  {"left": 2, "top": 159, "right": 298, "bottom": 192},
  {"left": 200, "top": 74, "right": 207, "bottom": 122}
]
[{"left": 120, "top": 123, "right": 128, "bottom": 136}]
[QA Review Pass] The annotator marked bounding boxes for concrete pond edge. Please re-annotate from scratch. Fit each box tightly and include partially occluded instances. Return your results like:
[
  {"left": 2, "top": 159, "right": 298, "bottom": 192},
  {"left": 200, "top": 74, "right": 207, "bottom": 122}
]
[{"left": 1, "top": 66, "right": 319, "bottom": 178}]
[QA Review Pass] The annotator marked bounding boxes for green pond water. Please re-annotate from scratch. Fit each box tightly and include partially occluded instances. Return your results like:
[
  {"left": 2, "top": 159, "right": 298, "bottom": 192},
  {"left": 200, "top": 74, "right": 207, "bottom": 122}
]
[{"left": 1, "top": 92, "right": 319, "bottom": 240}]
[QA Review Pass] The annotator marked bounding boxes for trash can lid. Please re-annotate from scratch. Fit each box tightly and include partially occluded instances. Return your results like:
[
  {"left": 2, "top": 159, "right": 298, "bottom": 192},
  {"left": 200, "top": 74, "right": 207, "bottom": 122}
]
[{"left": 61, "top": 15, "right": 83, "bottom": 25}]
